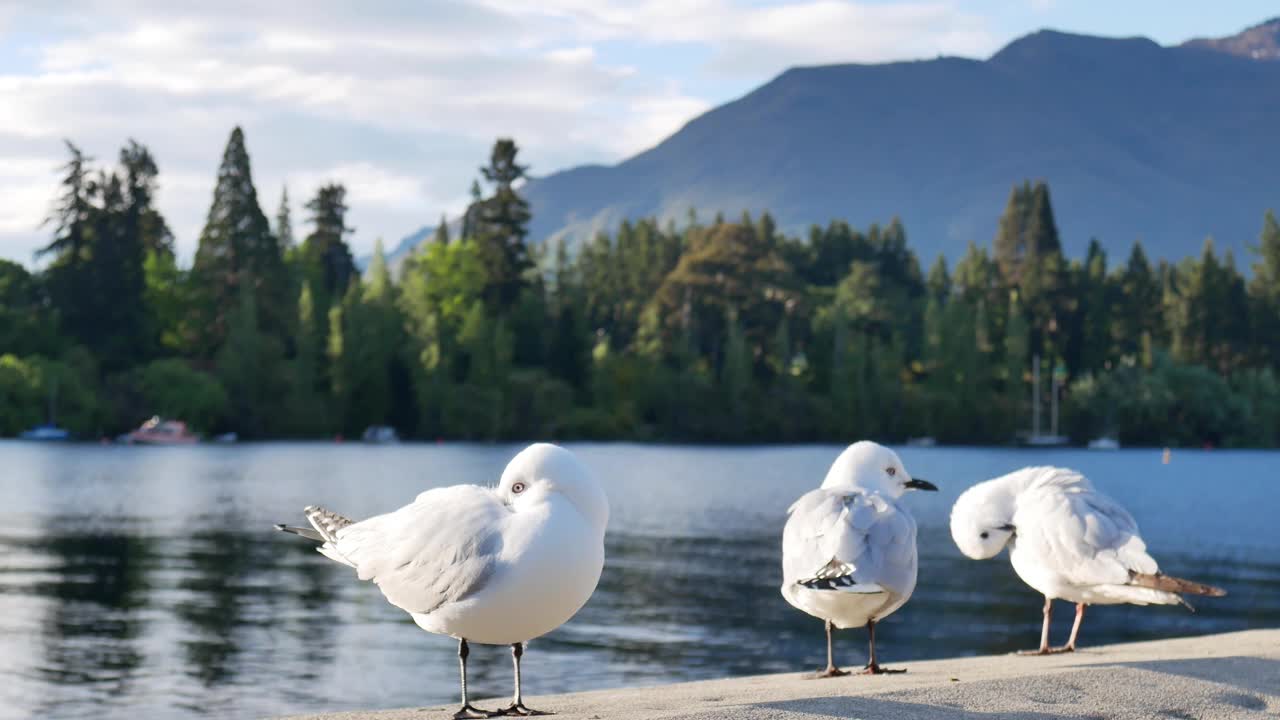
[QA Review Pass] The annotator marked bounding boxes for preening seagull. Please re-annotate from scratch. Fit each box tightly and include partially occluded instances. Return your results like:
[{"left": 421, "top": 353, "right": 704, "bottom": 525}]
[
  {"left": 275, "top": 443, "right": 609, "bottom": 718},
  {"left": 781, "top": 441, "right": 938, "bottom": 676},
  {"left": 950, "top": 466, "right": 1225, "bottom": 655}
]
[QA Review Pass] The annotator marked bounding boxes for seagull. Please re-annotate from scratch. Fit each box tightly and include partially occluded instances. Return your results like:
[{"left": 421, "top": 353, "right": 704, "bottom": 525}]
[
  {"left": 275, "top": 443, "right": 608, "bottom": 718},
  {"left": 950, "top": 466, "right": 1226, "bottom": 655},
  {"left": 781, "top": 441, "right": 938, "bottom": 676}
]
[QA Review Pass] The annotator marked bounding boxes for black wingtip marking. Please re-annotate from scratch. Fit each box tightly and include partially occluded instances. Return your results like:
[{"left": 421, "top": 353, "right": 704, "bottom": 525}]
[{"left": 798, "top": 574, "right": 859, "bottom": 590}]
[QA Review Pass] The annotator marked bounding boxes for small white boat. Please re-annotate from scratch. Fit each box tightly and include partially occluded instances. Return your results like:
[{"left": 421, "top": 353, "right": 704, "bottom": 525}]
[
  {"left": 906, "top": 436, "right": 937, "bottom": 447},
  {"left": 361, "top": 425, "right": 400, "bottom": 444},
  {"left": 19, "top": 423, "right": 70, "bottom": 441},
  {"left": 1088, "top": 436, "right": 1120, "bottom": 450}
]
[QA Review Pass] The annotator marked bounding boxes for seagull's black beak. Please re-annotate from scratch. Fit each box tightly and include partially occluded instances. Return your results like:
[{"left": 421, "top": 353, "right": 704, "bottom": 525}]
[{"left": 904, "top": 478, "right": 938, "bottom": 491}]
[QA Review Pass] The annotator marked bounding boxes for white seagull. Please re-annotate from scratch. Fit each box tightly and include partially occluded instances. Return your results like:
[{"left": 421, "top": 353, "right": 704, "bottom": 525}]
[
  {"left": 950, "top": 466, "right": 1225, "bottom": 655},
  {"left": 276, "top": 443, "right": 609, "bottom": 717},
  {"left": 781, "top": 441, "right": 937, "bottom": 676}
]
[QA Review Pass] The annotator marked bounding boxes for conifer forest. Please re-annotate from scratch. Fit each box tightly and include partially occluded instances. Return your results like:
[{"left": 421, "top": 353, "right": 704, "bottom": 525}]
[{"left": 4, "top": 128, "right": 1280, "bottom": 447}]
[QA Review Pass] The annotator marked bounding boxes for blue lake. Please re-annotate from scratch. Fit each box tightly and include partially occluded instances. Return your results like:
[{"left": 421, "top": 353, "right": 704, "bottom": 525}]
[{"left": 0, "top": 442, "right": 1275, "bottom": 719}]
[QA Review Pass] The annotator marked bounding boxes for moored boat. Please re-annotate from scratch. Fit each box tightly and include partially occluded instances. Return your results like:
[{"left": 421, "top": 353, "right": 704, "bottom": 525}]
[
  {"left": 361, "top": 425, "right": 400, "bottom": 444},
  {"left": 19, "top": 423, "right": 71, "bottom": 441},
  {"left": 122, "top": 416, "right": 199, "bottom": 445}
]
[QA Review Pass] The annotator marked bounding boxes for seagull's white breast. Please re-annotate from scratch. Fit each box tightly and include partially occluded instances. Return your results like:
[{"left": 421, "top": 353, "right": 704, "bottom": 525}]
[{"left": 413, "top": 494, "right": 605, "bottom": 645}]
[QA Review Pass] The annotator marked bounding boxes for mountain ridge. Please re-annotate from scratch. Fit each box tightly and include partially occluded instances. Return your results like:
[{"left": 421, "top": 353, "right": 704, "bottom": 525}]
[{"left": 380, "top": 19, "right": 1280, "bottom": 269}]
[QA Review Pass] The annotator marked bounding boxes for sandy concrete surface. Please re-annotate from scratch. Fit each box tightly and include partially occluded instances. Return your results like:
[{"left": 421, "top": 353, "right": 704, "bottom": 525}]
[{"left": 278, "top": 629, "right": 1280, "bottom": 719}]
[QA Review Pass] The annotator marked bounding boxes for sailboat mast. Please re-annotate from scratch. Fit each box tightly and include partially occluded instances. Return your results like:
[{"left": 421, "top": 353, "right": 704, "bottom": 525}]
[
  {"left": 1031, "top": 354, "right": 1041, "bottom": 438},
  {"left": 1050, "top": 370, "right": 1059, "bottom": 438}
]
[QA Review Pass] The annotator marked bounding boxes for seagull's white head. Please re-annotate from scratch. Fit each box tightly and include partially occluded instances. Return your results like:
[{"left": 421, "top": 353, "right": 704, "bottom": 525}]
[
  {"left": 819, "top": 441, "right": 937, "bottom": 498},
  {"left": 500, "top": 443, "right": 609, "bottom": 536},
  {"left": 950, "top": 478, "right": 1018, "bottom": 560}
]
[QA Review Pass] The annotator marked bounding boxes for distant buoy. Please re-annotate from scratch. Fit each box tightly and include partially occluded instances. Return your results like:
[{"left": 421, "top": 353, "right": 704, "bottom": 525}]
[{"left": 1162, "top": 447, "right": 1171, "bottom": 464}]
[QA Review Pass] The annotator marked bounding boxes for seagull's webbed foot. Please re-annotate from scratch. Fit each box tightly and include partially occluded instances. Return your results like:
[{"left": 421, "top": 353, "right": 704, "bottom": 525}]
[
  {"left": 453, "top": 704, "right": 494, "bottom": 719},
  {"left": 1016, "top": 646, "right": 1074, "bottom": 656},
  {"left": 812, "top": 665, "right": 850, "bottom": 678},
  {"left": 492, "top": 703, "right": 552, "bottom": 716},
  {"left": 857, "top": 663, "right": 906, "bottom": 675}
]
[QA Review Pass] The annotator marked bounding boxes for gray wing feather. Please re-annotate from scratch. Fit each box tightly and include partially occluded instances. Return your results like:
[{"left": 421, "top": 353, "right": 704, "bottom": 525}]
[
  {"left": 783, "top": 488, "right": 918, "bottom": 596},
  {"left": 1023, "top": 483, "right": 1158, "bottom": 586},
  {"left": 331, "top": 485, "right": 508, "bottom": 615}
]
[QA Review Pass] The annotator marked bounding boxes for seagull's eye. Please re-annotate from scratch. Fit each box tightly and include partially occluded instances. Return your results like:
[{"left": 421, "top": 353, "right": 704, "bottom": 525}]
[
  {"left": 885, "top": 467, "right": 896, "bottom": 477},
  {"left": 511, "top": 482, "right": 527, "bottom": 494},
  {"left": 980, "top": 531, "right": 989, "bottom": 539}
]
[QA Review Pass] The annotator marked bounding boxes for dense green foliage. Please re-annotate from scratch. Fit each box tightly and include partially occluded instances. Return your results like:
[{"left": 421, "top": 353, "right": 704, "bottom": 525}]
[{"left": 5, "top": 129, "right": 1280, "bottom": 446}]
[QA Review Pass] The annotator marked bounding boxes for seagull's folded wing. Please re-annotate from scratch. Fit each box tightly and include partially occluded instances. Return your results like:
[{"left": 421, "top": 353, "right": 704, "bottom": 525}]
[
  {"left": 1026, "top": 486, "right": 1159, "bottom": 586},
  {"left": 783, "top": 489, "right": 916, "bottom": 595},
  {"left": 331, "top": 485, "right": 508, "bottom": 614}
]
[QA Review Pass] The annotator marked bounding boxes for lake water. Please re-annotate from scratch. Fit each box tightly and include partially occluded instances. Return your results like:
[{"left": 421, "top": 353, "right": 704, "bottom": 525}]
[{"left": 0, "top": 442, "right": 1276, "bottom": 719}]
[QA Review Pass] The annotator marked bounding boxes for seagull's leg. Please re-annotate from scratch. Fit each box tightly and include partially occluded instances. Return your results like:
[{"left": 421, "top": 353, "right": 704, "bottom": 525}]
[
  {"left": 814, "top": 619, "right": 850, "bottom": 678},
  {"left": 1013, "top": 591, "right": 1054, "bottom": 653},
  {"left": 857, "top": 620, "right": 906, "bottom": 674},
  {"left": 454, "top": 638, "right": 491, "bottom": 719},
  {"left": 494, "top": 642, "right": 551, "bottom": 716},
  {"left": 1055, "top": 603, "right": 1086, "bottom": 652}
]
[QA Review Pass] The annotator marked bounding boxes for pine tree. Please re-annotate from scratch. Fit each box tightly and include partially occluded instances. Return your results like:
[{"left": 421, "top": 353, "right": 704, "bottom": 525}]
[
  {"left": 301, "top": 183, "right": 357, "bottom": 308},
  {"left": 926, "top": 255, "right": 951, "bottom": 302},
  {"left": 993, "top": 182, "right": 1031, "bottom": 284},
  {"left": 470, "top": 138, "right": 534, "bottom": 308},
  {"left": 39, "top": 141, "right": 94, "bottom": 263},
  {"left": 435, "top": 214, "right": 451, "bottom": 245},
  {"left": 191, "top": 127, "right": 290, "bottom": 356},
  {"left": 89, "top": 167, "right": 149, "bottom": 371},
  {"left": 39, "top": 143, "right": 96, "bottom": 357},
  {"left": 1112, "top": 241, "right": 1160, "bottom": 362},
  {"left": 461, "top": 180, "right": 483, "bottom": 241},
  {"left": 120, "top": 140, "right": 173, "bottom": 257},
  {"left": 120, "top": 141, "right": 173, "bottom": 362},
  {"left": 275, "top": 186, "right": 294, "bottom": 250},
  {"left": 1250, "top": 211, "right": 1280, "bottom": 367},
  {"left": 1077, "top": 239, "right": 1110, "bottom": 373}
]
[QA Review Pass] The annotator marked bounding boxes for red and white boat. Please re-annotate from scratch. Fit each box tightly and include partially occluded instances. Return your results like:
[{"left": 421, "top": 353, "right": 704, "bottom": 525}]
[{"left": 122, "top": 416, "right": 200, "bottom": 445}]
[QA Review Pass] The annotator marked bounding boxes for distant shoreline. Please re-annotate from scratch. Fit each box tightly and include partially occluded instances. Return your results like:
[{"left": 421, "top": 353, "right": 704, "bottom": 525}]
[{"left": 0, "top": 437, "right": 1264, "bottom": 451}]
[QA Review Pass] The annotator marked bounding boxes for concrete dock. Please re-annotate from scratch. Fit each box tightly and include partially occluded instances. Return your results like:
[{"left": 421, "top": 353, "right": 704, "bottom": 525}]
[{"left": 280, "top": 629, "right": 1280, "bottom": 719}]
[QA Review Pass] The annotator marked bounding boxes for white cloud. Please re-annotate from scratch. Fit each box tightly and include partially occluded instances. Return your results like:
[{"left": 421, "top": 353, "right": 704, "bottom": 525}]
[
  {"left": 0, "top": 158, "right": 54, "bottom": 243},
  {"left": 0, "top": 1, "right": 998, "bottom": 262},
  {"left": 489, "top": 0, "right": 994, "bottom": 70}
]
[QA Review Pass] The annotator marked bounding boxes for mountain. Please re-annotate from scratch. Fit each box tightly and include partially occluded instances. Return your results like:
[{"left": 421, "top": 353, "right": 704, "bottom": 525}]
[
  {"left": 1183, "top": 17, "right": 1280, "bottom": 61},
  {"left": 517, "top": 21, "right": 1280, "bottom": 263}
]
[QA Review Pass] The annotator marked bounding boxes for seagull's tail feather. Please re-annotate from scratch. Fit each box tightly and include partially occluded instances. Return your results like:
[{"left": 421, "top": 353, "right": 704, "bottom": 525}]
[
  {"left": 797, "top": 560, "right": 885, "bottom": 594},
  {"left": 276, "top": 506, "right": 358, "bottom": 569},
  {"left": 1129, "top": 571, "right": 1226, "bottom": 598},
  {"left": 304, "top": 505, "right": 354, "bottom": 544},
  {"left": 275, "top": 524, "right": 324, "bottom": 542}
]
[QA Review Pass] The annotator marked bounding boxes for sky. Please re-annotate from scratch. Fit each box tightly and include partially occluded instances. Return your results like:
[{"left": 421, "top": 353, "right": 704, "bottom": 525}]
[{"left": 1, "top": 1, "right": 1275, "bottom": 265}]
